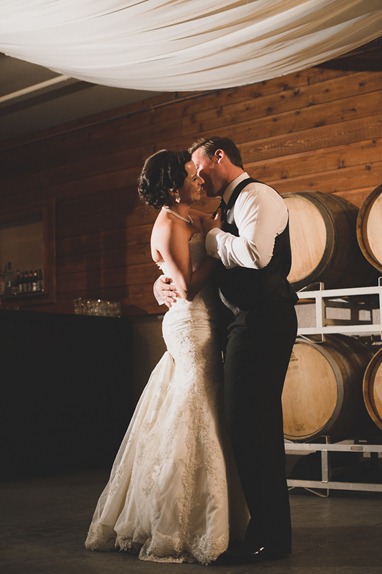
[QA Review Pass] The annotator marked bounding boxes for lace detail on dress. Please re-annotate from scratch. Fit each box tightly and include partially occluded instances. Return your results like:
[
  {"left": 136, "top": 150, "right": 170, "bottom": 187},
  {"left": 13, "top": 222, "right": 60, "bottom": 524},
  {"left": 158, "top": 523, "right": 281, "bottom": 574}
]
[
  {"left": 84, "top": 233, "right": 248, "bottom": 564},
  {"left": 86, "top": 523, "right": 117, "bottom": 552}
]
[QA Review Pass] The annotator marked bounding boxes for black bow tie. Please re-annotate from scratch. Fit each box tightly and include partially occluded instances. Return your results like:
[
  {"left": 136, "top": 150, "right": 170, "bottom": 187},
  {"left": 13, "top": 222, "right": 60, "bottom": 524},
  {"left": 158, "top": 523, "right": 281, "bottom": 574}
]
[{"left": 213, "top": 197, "right": 226, "bottom": 219}]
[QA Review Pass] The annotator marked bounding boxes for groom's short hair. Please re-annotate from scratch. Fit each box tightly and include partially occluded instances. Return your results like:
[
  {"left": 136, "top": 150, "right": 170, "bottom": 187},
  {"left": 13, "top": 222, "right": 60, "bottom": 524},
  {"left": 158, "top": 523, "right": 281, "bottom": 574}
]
[{"left": 189, "top": 136, "right": 244, "bottom": 169}]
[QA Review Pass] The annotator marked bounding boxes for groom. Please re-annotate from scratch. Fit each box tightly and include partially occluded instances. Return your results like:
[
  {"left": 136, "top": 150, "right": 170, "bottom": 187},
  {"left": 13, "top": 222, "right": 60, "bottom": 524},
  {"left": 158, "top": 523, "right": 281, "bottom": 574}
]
[{"left": 156, "top": 136, "right": 298, "bottom": 563}]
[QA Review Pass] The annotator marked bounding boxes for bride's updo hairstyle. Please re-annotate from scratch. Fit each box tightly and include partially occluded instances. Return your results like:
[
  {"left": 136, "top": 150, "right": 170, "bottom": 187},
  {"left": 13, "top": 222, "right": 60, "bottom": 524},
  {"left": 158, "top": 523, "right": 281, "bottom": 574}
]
[{"left": 138, "top": 149, "right": 191, "bottom": 209}]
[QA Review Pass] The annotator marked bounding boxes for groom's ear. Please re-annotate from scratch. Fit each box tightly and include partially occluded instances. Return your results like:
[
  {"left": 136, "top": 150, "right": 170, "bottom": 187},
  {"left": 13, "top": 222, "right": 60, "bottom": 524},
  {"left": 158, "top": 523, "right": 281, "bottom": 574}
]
[{"left": 214, "top": 149, "right": 225, "bottom": 164}]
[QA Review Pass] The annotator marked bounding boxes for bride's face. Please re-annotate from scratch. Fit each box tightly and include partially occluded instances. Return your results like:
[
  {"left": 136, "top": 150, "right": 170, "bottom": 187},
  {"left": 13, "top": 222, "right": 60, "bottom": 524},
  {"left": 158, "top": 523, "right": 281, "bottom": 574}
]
[{"left": 178, "top": 160, "right": 204, "bottom": 205}]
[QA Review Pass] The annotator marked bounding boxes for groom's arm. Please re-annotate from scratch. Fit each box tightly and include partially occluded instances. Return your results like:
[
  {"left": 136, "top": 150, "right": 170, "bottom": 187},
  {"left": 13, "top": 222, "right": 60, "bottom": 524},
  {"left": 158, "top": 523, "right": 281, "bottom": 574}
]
[{"left": 205, "top": 183, "right": 286, "bottom": 270}]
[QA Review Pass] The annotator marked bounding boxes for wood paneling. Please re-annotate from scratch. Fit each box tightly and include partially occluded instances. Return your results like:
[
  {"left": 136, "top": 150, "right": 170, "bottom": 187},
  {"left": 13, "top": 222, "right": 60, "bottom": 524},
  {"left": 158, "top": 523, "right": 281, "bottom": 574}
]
[{"left": 1, "top": 42, "right": 381, "bottom": 315}]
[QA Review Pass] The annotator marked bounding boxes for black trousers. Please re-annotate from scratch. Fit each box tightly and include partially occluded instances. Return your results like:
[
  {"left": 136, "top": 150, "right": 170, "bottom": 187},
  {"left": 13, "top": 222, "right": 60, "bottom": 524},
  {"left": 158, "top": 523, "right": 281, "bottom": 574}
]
[{"left": 223, "top": 302, "right": 297, "bottom": 551}]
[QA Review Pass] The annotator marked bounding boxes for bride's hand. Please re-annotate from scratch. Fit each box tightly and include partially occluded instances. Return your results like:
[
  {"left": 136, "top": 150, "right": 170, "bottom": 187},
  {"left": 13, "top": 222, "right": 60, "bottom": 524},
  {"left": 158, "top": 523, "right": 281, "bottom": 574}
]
[{"left": 202, "top": 209, "right": 222, "bottom": 236}]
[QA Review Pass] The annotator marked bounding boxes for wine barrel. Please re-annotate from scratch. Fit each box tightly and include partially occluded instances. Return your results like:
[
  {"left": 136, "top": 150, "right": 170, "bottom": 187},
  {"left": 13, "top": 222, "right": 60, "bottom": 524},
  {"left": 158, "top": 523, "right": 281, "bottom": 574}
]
[
  {"left": 363, "top": 347, "right": 382, "bottom": 431},
  {"left": 282, "top": 335, "right": 373, "bottom": 442},
  {"left": 357, "top": 184, "right": 382, "bottom": 273},
  {"left": 282, "top": 191, "right": 378, "bottom": 290}
]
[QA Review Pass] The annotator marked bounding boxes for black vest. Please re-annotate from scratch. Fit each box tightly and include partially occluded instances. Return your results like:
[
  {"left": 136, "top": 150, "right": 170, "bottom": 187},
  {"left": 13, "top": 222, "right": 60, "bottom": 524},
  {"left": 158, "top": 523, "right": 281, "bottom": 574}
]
[{"left": 217, "top": 178, "right": 298, "bottom": 312}]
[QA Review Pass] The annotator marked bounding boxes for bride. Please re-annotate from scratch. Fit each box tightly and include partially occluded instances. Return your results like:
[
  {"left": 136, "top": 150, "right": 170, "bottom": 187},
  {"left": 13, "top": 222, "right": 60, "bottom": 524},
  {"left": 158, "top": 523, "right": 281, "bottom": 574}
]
[{"left": 85, "top": 149, "right": 248, "bottom": 564}]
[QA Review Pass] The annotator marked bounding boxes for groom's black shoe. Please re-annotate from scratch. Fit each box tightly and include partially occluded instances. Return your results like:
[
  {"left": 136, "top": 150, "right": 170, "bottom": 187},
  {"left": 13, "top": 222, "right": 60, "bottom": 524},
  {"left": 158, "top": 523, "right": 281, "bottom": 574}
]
[
  {"left": 214, "top": 545, "right": 291, "bottom": 565},
  {"left": 256, "top": 545, "right": 291, "bottom": 560}
]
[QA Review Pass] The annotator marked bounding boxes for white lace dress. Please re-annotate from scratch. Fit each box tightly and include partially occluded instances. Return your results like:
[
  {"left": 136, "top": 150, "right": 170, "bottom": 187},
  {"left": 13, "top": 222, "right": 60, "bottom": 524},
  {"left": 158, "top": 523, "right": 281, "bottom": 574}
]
[{"left": 85, "top": 233, "right": 248, "bottom": 564}]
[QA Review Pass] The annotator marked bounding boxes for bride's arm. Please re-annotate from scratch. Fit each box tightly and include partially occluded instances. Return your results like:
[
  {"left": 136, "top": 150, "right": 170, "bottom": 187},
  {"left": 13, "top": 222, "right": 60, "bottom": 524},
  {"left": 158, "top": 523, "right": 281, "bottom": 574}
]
[
  {"left": 189, "top": 208, "right": 212, "bottom": 231},
  {"left": 154, "top": 223, "right": 214, "bottom": 302},
  {"left": 190, "top": 208, "right": 222, "bottom": 237}
]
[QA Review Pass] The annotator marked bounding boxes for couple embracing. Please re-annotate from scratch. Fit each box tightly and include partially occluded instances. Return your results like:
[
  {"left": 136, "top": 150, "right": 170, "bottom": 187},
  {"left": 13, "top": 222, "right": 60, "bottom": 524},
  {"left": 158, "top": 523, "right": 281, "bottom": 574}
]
[{"left": 85, "top": 136, "right": 298, "bottom": 565}]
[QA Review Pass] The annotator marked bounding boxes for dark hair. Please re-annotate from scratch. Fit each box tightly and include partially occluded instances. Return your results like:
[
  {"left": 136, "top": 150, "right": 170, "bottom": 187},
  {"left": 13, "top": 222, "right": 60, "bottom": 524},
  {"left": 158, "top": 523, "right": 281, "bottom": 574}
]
[
  {"left": 138, "top": 149, "right": 191, "bottom": 208},
  {"left": 189, "top": 136, "right": 244, "bottom": 169}
]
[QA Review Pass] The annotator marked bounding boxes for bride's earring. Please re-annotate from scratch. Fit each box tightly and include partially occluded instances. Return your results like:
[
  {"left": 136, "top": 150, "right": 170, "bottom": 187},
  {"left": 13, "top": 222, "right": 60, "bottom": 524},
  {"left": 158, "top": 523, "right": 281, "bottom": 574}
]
[{"left": 175, "top": 193, "right": 181, "bottom": 204}]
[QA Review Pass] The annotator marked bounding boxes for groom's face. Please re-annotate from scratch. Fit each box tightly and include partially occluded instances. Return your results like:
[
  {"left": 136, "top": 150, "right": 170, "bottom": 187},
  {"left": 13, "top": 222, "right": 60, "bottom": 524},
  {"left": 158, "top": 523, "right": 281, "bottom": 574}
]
[{"left": 192, "top": 148, "right": 224, "bottom": 198}]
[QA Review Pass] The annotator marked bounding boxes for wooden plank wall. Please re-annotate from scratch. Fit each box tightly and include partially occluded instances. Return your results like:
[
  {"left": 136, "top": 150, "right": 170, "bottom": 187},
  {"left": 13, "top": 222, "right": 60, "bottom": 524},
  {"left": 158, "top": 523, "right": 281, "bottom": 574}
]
[{"left": 1, "top": 42, "right": 381, "bottom": 316}]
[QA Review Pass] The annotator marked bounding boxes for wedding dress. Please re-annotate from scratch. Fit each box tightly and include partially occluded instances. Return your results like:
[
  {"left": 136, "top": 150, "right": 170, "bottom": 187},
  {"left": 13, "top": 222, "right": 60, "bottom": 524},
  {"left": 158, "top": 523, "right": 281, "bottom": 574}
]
[{"left": 85, "top": 233, "right": 248, "bottom": 564}]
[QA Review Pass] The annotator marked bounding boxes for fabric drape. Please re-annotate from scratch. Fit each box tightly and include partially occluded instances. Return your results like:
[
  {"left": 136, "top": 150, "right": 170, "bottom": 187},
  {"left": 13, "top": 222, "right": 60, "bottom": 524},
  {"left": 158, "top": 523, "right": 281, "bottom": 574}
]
[{"left": 0, "top": 1, "right": 381, "bottom": 91}]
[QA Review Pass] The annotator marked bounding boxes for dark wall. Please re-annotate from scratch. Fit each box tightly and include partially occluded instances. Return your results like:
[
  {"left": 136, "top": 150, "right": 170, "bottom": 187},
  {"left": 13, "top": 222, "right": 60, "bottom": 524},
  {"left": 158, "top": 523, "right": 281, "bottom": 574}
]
[{"left": 0, "top": 310, "right": 133, "bottom": 478}]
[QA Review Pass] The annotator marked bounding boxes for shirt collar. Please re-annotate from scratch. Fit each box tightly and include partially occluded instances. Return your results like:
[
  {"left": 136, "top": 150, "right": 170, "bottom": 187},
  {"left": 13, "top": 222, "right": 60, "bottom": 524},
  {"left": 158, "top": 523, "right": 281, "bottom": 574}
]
[{"left": 222, "top": 172, "right": 250, "bottom": 204}]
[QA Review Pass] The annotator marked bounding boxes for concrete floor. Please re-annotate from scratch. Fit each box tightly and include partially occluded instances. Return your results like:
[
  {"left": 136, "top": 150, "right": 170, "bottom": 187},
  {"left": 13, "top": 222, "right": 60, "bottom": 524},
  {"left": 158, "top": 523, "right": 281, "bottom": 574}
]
[{"left": 1, "top": 468, "right": 382, "bottom": 574}]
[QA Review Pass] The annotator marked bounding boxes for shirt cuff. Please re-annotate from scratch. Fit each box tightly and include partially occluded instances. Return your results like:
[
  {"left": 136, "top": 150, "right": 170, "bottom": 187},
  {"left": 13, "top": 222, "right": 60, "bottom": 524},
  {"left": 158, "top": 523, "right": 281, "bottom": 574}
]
[{"left": 206, "top": 228, "right": 224, "bottom": 258}]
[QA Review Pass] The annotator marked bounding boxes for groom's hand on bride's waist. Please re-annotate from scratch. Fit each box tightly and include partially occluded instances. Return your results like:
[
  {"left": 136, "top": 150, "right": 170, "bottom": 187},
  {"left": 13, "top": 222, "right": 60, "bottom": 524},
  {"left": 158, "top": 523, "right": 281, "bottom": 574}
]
[{"left": 154, "top": 276, "right": 179, "bottom": 308}]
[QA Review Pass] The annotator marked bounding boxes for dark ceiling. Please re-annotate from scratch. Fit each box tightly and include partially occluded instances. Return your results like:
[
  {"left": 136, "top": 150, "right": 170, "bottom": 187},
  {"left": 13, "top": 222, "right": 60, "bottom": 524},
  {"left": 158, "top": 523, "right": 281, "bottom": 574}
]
[{"left": 0, "top": 53, "right": 162, "bottom": 144}]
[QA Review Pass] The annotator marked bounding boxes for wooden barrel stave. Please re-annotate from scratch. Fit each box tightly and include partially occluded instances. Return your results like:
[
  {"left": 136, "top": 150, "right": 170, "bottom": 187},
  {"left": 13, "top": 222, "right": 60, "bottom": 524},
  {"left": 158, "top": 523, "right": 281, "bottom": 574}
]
[
  {"left": 363, "top": 347, "right": 382, "bottom": 431},
  {"left": 357, "top": 184, "right": 382, "bottom": 273},
  {"left": 282, "top": 334, "right": 373, "bottom": 442},
  {"left": 283, "top": 191, "right": 379, "bottom": 290}
]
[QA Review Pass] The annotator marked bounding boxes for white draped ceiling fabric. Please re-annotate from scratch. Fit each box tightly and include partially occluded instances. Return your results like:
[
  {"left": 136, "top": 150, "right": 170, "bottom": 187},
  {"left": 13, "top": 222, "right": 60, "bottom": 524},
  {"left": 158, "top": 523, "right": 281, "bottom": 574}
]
[{"left": 0, "top": 0, "right": 381, "bottom": 92}]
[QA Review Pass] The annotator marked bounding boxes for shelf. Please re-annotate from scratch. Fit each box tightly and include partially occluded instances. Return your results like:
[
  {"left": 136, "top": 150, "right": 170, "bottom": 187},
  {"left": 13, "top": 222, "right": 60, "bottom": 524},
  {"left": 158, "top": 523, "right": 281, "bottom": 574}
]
[
  {"left": 287, "top": 283, "right": 382, "bottom": 494},
  {"left": 0, "top": 201, "right": 56, "bottom": 306},
  {"left": 285, "top": 440, "right": 382, "bottom": 495},
  {"left": 296, "top": 282, "right": 382, "bottom": 338}
]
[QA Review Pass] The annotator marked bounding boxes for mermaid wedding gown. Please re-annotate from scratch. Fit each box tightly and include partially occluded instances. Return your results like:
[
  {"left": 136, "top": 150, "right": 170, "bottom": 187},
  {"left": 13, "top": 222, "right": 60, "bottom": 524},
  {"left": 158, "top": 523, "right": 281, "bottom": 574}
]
[{"left": 85, "top": 233, "right": 248, "bottom": 564}]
